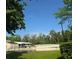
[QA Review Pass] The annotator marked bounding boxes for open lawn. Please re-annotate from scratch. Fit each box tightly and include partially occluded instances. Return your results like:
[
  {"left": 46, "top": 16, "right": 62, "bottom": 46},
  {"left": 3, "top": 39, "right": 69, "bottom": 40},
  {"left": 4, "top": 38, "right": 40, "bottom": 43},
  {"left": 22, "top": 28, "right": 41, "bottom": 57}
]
[{"left": 6, "top": 51, "right": 61, "bottom": 59}]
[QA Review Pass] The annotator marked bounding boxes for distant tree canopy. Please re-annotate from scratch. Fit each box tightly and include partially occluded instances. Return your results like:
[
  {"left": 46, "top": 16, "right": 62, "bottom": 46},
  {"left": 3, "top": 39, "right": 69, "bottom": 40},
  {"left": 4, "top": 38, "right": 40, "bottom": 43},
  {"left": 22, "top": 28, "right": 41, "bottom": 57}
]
[
  {"left": 6, "top": 35, "right": 21, "bottom": 43},
  {"left": 6, "top": 0, "right": 27, "bottom": 35},
  {"left": 6, "top": 29, "right": 72, "bottom": 44}
]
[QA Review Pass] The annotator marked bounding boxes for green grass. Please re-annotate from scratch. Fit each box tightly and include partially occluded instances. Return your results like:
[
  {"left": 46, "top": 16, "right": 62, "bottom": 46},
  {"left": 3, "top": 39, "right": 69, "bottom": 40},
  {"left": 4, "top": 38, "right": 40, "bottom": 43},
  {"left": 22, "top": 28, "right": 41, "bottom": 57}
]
[{"left": 7, "top": 51, "right": 61, "bottom": 59}]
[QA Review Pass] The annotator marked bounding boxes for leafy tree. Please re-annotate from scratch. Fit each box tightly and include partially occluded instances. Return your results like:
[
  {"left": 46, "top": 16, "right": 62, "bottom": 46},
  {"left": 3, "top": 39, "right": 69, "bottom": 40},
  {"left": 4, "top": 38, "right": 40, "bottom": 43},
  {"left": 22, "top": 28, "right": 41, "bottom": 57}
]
[
  {"left": 36, "top": 34, "right": 46, "bottom": 44},
  {"left": 30, "top": 34, "right": 37, "bottom": 45},
  {"left": 49, "top": 30, "right": 64, "bottom": 43},
  {"left": 6, "top": 35, "right": 21, "bottom": 43},
  {"left": 15, "top": 35, "right": 21, "bottom": 41},
  {"left": 22, "top": 34, "right": 30, "bottom": 42},
  {"left": 44, "top": 35, "right": 51, "bottom": 44},
  {"left": 49, "top": 30, "right": 58, "bottom": 44},
  {"left": 54, "top": 0, "right": 72, "bottom": 23},
  {"left": 56, "top": 32, "right": 63, "bottom": 43},
  {"left": 6, "top": 0, "right": 26, "bottom": 35},
  {"left": 54, "top": 0, "right": 72, "bottom": 26},
  {"left": 64, "top": 27, "right": 72, "bottom": 42},
  {"left": 54, "top": 0, "right": 72, "bottom": 41}
]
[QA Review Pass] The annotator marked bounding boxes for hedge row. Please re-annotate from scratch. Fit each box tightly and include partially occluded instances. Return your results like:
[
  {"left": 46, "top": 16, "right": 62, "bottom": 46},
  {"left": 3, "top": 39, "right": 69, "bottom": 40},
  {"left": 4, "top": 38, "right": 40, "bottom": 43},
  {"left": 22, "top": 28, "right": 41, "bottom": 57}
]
[{"left": 58, "top": 42, "right": 72, "bottom": 59}]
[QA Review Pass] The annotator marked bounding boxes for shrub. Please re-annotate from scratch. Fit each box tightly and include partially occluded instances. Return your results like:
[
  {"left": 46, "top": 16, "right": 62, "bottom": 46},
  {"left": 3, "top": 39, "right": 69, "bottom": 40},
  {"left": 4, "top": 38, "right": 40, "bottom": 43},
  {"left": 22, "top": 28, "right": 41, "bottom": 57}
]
[{"left": 58, "top": 42, "right": 72, "bottom": 59}]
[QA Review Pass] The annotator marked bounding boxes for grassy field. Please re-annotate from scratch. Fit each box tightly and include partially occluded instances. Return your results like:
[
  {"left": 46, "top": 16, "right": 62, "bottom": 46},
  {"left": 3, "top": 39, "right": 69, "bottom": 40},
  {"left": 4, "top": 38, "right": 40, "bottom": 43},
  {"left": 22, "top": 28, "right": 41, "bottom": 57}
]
[{"left": 7, "top": 51, "right": 61, "bottom": 59}]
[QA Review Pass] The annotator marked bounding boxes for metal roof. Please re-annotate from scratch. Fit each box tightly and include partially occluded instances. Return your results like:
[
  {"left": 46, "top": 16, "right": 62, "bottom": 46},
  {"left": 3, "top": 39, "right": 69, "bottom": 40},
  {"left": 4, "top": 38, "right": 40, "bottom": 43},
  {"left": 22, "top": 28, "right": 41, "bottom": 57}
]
[{"left": 15, "top": 42, "right": 32, "bottom": 44}]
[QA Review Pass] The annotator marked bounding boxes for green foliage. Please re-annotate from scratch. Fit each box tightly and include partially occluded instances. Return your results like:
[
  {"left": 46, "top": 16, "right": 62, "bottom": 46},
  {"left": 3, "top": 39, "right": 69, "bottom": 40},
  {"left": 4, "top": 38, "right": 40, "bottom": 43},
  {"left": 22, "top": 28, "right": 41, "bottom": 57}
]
[
  {"left": 6, "top": 28, "right": 71, "bottom": 44},
  {"left": 36, "top": 34, "right": 46, "bottom": 44},
  {"left": 54, "top": 0, "right": 72, "bottom": 23},
  {"left": 6, "top": 0, "right": 26, "bottom": 35},
  {"left": 54, "top": 0, "right": 72, "bottom": 27},
  {"left": 30, "top": 34, "right": 37, "bottom": 45},
  {"left": 6, "top": 35, "right": 21, "bottom": 43},
  {"left": 54, "top": 0, "right": 72, "bottom": 42},
  {"left": 24, "top": 34, "right": 51, "bottom": 45},
  {"left": 49, "top": 30, "right": 63, "bottom": 44},
  {"left": 64, "top": 30, "right": 72, "bottom": 42},
  {"left": 58, "top": 42, "right": 72, "bottom": 59},
  {"left": 22, "top": 34, "right": 30, "bottom": 42}
]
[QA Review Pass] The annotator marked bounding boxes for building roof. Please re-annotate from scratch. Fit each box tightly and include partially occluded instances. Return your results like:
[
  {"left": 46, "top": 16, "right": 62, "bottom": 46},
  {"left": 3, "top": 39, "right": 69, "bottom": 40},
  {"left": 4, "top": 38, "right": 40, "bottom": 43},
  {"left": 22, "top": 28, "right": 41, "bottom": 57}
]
[{"left": 15, "top": 42, "right": 32, "bottom": 45}]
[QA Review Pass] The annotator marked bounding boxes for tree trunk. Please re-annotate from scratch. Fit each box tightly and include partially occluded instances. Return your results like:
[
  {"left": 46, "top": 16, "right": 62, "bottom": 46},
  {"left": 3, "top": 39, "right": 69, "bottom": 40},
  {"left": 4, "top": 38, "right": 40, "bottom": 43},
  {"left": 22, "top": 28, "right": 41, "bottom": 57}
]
[{"left": 60, "top": 23, "right": 65, "bottom": 41}]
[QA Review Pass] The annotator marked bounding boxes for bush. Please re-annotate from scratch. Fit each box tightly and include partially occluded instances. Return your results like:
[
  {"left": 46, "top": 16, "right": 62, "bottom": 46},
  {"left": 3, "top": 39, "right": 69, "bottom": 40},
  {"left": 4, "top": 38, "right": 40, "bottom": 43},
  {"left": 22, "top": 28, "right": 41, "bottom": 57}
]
[{"left": 58, "top": 42, "right": 72, "bottom": 59}]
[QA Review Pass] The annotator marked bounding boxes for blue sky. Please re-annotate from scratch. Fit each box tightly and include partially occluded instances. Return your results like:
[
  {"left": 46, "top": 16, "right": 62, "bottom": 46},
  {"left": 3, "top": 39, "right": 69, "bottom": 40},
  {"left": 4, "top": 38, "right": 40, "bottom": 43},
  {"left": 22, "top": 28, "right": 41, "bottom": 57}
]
[{"left": 8, "top": 0, "right": 69, "bottom": 37}]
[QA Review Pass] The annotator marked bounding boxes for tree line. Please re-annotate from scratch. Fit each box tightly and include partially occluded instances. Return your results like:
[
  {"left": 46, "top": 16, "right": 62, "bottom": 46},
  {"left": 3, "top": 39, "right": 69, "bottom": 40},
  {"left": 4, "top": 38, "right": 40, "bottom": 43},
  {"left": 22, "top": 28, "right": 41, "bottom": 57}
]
[{"left": 6, "top": 27, "right": 72, "bottom": 44}]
